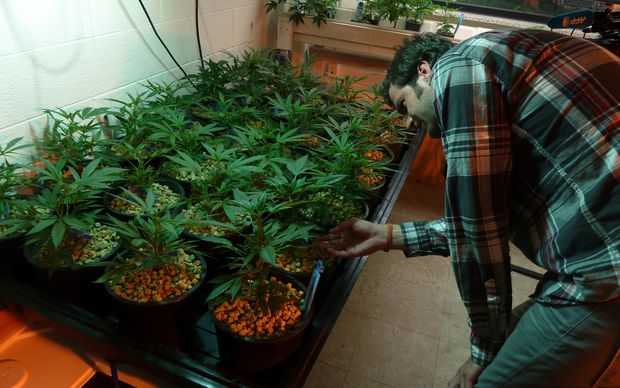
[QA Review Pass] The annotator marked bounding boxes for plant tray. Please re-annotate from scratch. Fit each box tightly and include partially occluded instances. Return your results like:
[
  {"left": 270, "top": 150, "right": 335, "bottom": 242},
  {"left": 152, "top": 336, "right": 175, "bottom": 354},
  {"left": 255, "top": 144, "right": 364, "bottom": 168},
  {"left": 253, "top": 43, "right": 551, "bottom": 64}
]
[{"left": 0, "top": 135, "right": 424, "bottom": 387}]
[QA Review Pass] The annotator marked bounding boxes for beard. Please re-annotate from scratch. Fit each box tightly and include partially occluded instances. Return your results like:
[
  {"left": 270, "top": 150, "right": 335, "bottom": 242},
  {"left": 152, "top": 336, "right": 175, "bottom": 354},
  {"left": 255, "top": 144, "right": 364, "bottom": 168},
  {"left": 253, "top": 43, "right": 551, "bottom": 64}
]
[{"left": 414, "top": 80, "right": 441, "bottom": 138}]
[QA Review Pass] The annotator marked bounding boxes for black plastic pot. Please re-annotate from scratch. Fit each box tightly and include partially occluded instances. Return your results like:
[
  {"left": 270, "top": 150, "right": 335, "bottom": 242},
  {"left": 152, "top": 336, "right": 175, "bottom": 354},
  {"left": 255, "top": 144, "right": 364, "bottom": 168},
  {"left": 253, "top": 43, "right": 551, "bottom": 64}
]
[
  {"left": 405, "top": 21, "right": 422, "bottom": 31},
  {"left": 386, "top": 142, "right": 404, "bottom": 164},
  {"left": 437, "top": 30, "right": 455, "bottom": 38},
  {"left": 103, "top": 253, "right": 207, "bottom": 348},
  {"left": 211, "top": 273, "right": 312, "bottom": 375},
  {"left": 102, "top": 177, "right": 186, "bottom": 221},
  {"left": 269, "top": 48, "right": 292, "bottom": 66},
  {"left": 158, "top": 175, "right": 192, "bottom": 198},
  {"left": 363, "top": 177, "right": 388, "bottom": 212},
  {"left": 0, "top": 232, "right": 26, "bottom": 279},
  {"left": 181, "top": 229, "right": 242, "bottom": 280},
  {"left": 358, "top": 15, "right": 379, "bottom": 25},
  {"left": 22, "top": 239, "right": 121, "bottom": 306}
]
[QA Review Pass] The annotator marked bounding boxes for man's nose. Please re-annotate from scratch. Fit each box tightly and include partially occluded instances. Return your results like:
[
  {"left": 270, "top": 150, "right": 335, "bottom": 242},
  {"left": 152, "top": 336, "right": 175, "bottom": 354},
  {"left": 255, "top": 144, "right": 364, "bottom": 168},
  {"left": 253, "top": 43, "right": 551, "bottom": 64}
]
[{"left": 405, "top": 117, "right": 418, "bottom": 133}]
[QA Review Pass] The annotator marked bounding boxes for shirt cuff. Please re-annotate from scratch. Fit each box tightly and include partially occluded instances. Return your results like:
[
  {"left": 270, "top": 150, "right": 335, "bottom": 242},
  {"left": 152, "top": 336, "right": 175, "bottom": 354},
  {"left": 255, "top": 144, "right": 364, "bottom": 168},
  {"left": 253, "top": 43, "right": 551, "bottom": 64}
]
[
  {"left": 400, "top": 220, "right": 449, "bottom": 257},
  {"left": 470, "top": 332, "right": 499, "bottom": 367},
  {"left": 401, "top": 221, "right": 426, "bottom": 256}
]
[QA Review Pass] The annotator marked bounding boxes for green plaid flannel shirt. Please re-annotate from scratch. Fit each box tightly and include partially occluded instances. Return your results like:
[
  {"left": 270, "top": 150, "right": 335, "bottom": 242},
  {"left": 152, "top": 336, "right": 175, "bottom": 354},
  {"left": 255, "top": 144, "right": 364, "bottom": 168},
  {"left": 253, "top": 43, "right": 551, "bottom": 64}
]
[{"left": 401, "top": 29, "right": 620, "bottom": 366}]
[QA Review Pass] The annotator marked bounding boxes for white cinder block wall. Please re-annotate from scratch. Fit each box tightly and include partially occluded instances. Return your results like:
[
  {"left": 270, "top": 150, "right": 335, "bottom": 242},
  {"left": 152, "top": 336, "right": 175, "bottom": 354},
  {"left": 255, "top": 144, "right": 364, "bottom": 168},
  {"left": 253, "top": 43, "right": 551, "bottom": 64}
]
[{"left": 0, "top": 0, "right": 271, "bottom": 147}]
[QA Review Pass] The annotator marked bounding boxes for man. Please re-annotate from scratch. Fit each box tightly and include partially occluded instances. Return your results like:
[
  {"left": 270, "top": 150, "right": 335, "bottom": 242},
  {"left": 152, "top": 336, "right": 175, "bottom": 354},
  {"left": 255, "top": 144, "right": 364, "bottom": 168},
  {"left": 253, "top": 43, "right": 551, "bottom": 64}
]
[{"left": 318, "top": 30, "right": 620, "bottom": 387}]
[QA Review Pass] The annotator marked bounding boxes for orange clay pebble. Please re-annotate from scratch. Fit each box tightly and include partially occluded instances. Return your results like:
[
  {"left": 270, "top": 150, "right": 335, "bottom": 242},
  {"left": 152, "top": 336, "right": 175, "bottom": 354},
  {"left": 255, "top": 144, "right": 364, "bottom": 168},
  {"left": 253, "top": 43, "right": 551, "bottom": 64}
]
[
  {"left": 356, "top": 172, "right": 385, "bottom": 186},
  {"left": 214, "top": 283, "right": 304, "bottom": 338},
  {"left": 274, "top": 247, "right": 336, "bottom": 273},
  {"left": 110, "top": 259, "right": 201, "bottom": 303},
  {"left": 364, "top": 150, "right": 387, "bottom": 161}
]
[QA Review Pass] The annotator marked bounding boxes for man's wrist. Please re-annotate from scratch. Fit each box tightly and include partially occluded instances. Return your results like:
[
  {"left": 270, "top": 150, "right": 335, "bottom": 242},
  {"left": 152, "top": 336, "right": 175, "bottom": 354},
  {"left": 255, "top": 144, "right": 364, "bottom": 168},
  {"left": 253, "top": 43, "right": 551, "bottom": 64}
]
[
  {"left": 383, "top": 224, "right": 404, "bottom": 251},
  {"left": 383, "top": 223, "right": 393, "bottom": 252}
]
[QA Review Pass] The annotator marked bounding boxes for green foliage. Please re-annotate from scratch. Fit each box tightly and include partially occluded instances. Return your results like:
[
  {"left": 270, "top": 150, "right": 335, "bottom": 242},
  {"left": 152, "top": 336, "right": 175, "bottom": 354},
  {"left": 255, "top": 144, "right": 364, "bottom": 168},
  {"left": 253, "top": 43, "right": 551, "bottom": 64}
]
[
  {"left": 436, "top": 0, "right": 459, "bottom": 37},
  {"left": 7, "top": 158, "right": 122, "bottom": 268},
  {"left": 0, "top": 137, "right": 34, "bottom": 238},
  {"left": 1, "top": 46, "right": 408, "bottom": 316},
  {"left": 369, "top": 0, "right": 437, "bottom": 27},
  {"left": 408, "top": 0, "right": 438, "bottom": 24},
  {"left": 96, "top": 204, "right": 199, "bottom": 284},
  {"left": 0, "top": 137, "right": 32, "bottom": 201},
  {"left": 265, "top": 0, "right": 338, "bottom": 27},
  {"left": 36, "top": 107, "right": 110, "bottom": 170},
  {"left": 121, "top": 159, "right": 158, "bottom": 193},
  {"left": 206, "top": 188, "right": 315, "bottom": 305}
]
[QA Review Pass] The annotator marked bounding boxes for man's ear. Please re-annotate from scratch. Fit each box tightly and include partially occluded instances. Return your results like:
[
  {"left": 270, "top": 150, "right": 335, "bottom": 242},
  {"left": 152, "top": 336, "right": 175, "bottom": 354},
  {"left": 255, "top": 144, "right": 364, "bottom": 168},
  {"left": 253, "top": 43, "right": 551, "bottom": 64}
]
[{"left": 417, "top": 61, "right": 433, "bottom": 82}]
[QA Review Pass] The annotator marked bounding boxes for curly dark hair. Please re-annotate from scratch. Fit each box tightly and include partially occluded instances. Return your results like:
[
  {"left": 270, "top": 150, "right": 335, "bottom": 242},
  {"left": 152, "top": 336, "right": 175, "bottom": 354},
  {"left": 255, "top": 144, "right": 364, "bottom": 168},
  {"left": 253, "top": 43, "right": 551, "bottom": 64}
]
[{"left": 382, "top": 33, "right": 454, "bottom": 107}]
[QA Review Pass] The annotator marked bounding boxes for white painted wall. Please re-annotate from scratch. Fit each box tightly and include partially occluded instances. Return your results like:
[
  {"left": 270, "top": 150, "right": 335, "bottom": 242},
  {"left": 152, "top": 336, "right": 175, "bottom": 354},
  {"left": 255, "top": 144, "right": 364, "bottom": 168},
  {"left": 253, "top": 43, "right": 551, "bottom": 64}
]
[{"left": 0, "top": 0, "right": 270, "bottom": 146}]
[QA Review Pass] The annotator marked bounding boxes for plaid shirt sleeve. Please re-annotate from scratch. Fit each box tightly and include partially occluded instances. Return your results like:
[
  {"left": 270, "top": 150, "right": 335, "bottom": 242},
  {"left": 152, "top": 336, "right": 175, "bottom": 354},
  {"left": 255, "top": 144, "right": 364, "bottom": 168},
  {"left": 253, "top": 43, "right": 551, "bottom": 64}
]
[
  {"left": 432, "top": 54, "right": 513, "bottom": 366},
  {"left": 400, "top": 220, "right": 450, "bottom": 257}
]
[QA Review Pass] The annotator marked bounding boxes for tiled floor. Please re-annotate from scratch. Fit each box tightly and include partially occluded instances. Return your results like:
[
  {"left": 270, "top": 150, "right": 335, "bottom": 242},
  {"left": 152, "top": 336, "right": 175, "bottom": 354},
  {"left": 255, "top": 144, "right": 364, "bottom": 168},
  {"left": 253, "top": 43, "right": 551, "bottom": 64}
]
[{"left": 304, "top": 174, "right": 542, "bottom": 388}]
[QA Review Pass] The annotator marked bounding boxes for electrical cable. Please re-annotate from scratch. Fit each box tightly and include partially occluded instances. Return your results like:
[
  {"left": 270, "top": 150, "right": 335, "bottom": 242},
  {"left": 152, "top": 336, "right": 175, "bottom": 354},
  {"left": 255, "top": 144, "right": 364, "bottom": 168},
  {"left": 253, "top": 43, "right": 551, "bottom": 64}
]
[
  {"left": 137, "top": 0, "right": 189, "bottom": 78},
  {"left": 196, "top": 0, "right": 205, "bottom": 69}
]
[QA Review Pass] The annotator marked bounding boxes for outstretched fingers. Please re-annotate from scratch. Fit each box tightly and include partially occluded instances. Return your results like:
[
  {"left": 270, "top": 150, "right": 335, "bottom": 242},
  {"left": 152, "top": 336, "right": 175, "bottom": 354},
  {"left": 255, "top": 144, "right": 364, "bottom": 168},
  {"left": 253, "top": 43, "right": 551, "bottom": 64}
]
[
  {"left": 325, "top": 237, "right": 377, "bottom": 258},
  {"left": 329, "top": 217, "right": 361, "bottom": 234}
]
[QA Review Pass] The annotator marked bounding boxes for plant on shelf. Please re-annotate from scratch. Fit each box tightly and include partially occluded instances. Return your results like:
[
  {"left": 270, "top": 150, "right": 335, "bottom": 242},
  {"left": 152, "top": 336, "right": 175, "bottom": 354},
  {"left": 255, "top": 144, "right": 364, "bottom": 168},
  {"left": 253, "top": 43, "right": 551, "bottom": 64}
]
[
  {"left": 265, "top": 0, "right": 338, "bottom": 27},
  {"left": 405, "top": 0, "right": 438, "bottom": 31},
  {"left": 358, "top": 0, "right": 380, "bottom": 25},
  {"left": 375, "top": 0, "right": 410, "bottom": 28},
  {"left": 267, "top": 93, "right": 320, "bottom": 130},
  {"left": 181, "top": 196, "right": 243, "bottom": 247},
  {"left": 320, "top": 121, "right": 386, "bottom": 187},
  {"left": 436, "top": 0, "right": 458, "bottom": 37}
]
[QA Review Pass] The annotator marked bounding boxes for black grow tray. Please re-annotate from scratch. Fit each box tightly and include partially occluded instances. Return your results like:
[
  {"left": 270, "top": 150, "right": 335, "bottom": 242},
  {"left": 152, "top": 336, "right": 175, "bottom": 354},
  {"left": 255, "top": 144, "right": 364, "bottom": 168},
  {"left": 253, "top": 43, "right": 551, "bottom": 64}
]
[{"left": 0, "top": 134, "right": 425, "bottom": 387}]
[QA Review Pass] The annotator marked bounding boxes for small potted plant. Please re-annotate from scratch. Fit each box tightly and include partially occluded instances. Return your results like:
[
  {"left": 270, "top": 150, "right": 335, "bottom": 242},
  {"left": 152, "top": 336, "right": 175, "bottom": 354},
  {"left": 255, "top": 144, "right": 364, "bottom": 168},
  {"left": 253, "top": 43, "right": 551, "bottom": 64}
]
[
  {"left": 207, "top": 189, "right": 317, "bottom": 374},
  {"left": 368, "top": 0, "right": 420, "bottom": 28},
  {"left": 105, "top": 91, "right": 171, "bottom": 167},
  {"left": 161, "top": 142, "right": 262, "bottom": 198},
  {"left": 355, "top": 90, "right": 409, "bottom": 157},
  {"left": 302, "top": 124, "right": 379, "bottom": 228},
  {"left": 103, "top": 159, "right": 185, "bottom": 219},
  {"left": 33, "top": 107, "right": 111, "bottom": 174},
  {"left": 10, "top": 158, "right": 123, "bottom": 302},
  {"left": 405, "top": 0, "right": 438, "bottom": 31},
  {"left": 0, "top": 137, "right": 35, "bottom": 275},
  {"left": 360, "top": 0, "right": 380, "bottom": 25},
  {"left": 436, "top": 0, "right": 458, "bottom": 37},
  {"left": 180, "top": 193, "right": 247, "bottom": 280},
  {"left": 265, "top": 0, "right": 338, "bottom": 27},
  {"left": 97, "top": 195, "right": 207, "bottom": 347}
]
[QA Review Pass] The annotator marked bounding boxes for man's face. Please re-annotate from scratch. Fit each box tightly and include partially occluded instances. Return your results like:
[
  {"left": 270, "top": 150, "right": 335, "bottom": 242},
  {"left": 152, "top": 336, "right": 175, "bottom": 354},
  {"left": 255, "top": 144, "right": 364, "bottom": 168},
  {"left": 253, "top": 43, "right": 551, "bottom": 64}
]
[{"left": 388, "top": 62, "right": 440, "bottom": 138}]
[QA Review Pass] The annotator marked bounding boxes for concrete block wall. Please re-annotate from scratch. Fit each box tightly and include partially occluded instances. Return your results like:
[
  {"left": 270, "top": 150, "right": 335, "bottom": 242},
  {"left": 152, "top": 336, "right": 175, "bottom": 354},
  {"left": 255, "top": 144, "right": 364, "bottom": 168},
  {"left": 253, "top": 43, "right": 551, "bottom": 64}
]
[{"left": 0, "top": 0, "right": 271, "bottom": 147}]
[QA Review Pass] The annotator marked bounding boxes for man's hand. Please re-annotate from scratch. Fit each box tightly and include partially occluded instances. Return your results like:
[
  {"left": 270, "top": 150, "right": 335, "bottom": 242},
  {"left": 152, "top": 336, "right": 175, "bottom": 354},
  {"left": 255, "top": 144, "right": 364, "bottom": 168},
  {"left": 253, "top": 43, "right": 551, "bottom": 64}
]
[
  {"left": 315, "top": 218, "right": 388, "bottom": 258},
  {"left": 447, "top": 357, "right": 486, "bottom": 388}
]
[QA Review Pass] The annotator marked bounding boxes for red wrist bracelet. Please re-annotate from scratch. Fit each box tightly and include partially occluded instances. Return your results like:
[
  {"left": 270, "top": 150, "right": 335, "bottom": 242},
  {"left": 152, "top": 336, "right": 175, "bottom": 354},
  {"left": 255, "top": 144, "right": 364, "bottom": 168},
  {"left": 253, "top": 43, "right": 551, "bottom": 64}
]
[{"left": 383, "top": 223, "right": 393, "bottom": 252}]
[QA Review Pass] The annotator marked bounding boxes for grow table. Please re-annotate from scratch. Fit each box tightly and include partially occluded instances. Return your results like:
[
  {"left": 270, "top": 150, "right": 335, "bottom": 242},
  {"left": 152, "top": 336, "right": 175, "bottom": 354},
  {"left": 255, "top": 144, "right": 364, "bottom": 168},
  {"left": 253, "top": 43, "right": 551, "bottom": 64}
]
[{"left": 0, "top": 134, "right": 424, "bottom": 387}]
